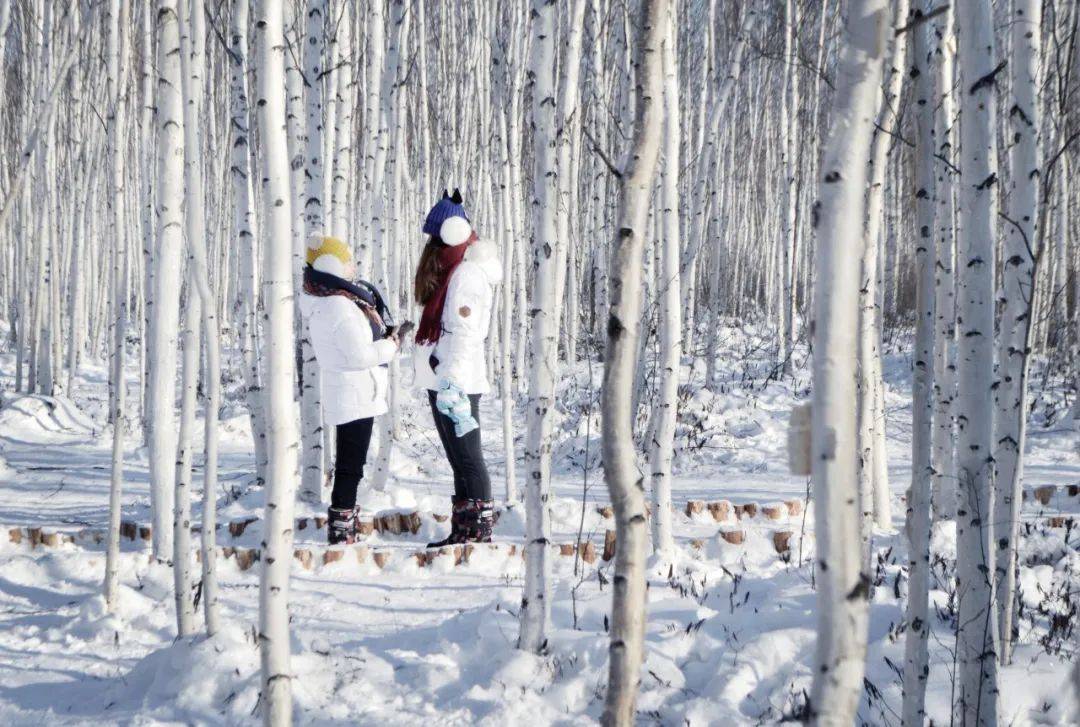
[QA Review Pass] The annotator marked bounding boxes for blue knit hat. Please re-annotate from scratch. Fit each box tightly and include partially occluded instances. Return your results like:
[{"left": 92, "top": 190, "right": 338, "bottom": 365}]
[{"left": 422, "top": 189, "right": 473, "bottom": 246}]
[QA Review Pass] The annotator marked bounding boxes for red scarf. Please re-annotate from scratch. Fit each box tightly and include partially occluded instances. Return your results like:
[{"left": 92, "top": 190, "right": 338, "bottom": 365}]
[{"left": 415, "top": 232, "right": 477, "bottom": 345}]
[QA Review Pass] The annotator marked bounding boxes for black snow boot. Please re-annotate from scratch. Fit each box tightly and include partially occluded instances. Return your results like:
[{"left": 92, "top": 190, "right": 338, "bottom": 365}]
[
  {"left": 327, "top": 506, "right": 357, "bottom": 545},
  {"left": 427, "top": 498, "right": 495, "bottom": 548}
]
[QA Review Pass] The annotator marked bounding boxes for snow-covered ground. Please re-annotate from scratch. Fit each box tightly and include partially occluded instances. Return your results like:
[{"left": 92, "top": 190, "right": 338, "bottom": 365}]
[{"left": 0, "top": 326, "right": 1078, "bottom": 725}]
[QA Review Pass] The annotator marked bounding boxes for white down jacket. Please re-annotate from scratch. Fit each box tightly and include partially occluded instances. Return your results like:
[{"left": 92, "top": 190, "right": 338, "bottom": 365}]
[
  {"left": 299, "top": 294, "right": 397, "bottom": 426},
  {"left": 414, "top": 240, "right": 503, "bottom": 395}
]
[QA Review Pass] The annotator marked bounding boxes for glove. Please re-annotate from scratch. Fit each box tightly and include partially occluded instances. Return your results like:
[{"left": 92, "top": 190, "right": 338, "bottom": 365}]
[{"left": 435, "top": 380, "right": 479, "bottom": 438}]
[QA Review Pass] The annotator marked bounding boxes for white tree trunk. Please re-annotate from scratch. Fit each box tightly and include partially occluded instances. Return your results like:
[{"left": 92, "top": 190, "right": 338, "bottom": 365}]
[
  {"left": 601, "top": 0, "right": 667, "bottom": 722},
  {"left": 178, "top": 0, "right": 221, "bottom": 636},
  {"left": 103, "top": 0, "right": 128, "bottom": 614},
  {"left": 954, "top": 0, "right": 1001, "bottom": 721},
  {"left": 809, "top": 1, "right": 886, "bottom": 722},
  {"left": 148, "top": 0, "right": 186, "bottom": 562},
  {"left": 255, "top": 1, "right": 301, "bottom": 722},
  {"left": 518, "top": 0, "right": 558, "bottom": 655},
  {"left": 931, "top": 4, "right": 958, "bottom": 522},
  {"left": 648, "top": 2, "right": 679, "bottom": 558},
  {"left": 295, "top": 0, "right": 327, "bottom": 506},
  {"left": 857, "top": 0, "right": 908, "bottom": 556},
  {"left": 994, "top": 0, "right": 1040, "bottom": 667},
  {"left": 902, "top": 6, "right": 938, "bottom": 722}
]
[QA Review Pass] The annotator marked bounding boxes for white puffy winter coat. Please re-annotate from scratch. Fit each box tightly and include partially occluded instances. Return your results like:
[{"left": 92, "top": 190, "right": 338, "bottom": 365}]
[
  {"left": 414, "top": 240, "right": 503, "bottom": 395},
  {"left": 299, "top": 294, "right": 397, "bottom": 426}
]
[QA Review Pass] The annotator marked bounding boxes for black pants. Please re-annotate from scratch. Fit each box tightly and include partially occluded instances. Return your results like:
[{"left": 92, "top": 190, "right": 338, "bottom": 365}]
[
  {"left": 428, "top": 391, "right": 492, "bottom": 501},
  {"left": 330, "top": 417, "right": 374, "bottom": 509}
]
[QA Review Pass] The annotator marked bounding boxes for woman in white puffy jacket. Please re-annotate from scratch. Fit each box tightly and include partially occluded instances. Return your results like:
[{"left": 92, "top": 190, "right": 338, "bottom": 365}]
[
  {"left": 413, "top": 190, "right": 502, "bottom": 546},
  {"left": 299, "top": 235, "right": 400, "bottom": 544}
]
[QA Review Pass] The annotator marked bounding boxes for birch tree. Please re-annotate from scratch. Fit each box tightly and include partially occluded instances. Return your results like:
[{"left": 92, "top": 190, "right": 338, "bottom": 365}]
[
  {"left": 103, "top": 0, "right": 129, "bottom": 613},
  {"left": 648, "top": 0, "right": 679, "bottom": 558},
  {"left": 954, "top": 0, "right": 1001, "bottom": 720},
  {"left": 994, "top": 0, "right": 1041, "bottom": 667},
  {"left": 148, "top": 0, "right": 186, "bottom": 563},
  {"left": 601, "top": 0, "right": 667, "bottom": 722},
  {"left": 518, "top": 0, "right": 557, "bottom": 655},
  {"left": 255, "top": 0, "right": 301, "bottom": 722},
  {"left": 902, "top": 5, "right": 937, "bottom": 722},
  {"left": 808, "top": 0, "right": 887, "bottom": 722}
]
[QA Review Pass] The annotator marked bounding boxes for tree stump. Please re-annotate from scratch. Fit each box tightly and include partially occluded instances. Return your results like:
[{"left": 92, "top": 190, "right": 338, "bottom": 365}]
[
  {"left": 707, "top": 501, "right": 731, "bottom": 522},
  {"left": 323, "top": 549, "right": 345, "bottom": 565},
  {"left": 736, "top": 503, "right": 758, "bottom": 519},
  {"left": 8, "top": 528, "right": 22, "bottom": 545},
  {"left": 602, "top": 530, "right": 617, "bottom": 561},
  {"left": 356, "top": 519, "right": 375, "bottom": 536},
  {"left": 236, "top": 548, "right": 259, "bottom": 571},
  {"left": 296, "top": 517, "right": 310, "bottom": 531},
  {"left": 294, "top": 549, "right": 313, "bottom": 569},
  {"left": 372, "top": 551, "right": 389, "bottom": 569},
  {"left": 719, "top": 529, "right": 745, "bottom": 545},
  {"left": 597, "top": 505, "right": 614, "bottom": 519},
  {"left": 684, "top": 500, "right": 705, "bottom": 517},
  {"left": 400, "top": 512, "right": 422, "bottom": 535},
  {"left": 1046, "top": 516, "right": 1070, "bottom": 528},
  {"left": 1033, "top": 485, "right": 1056, "bottom": 506},
  {"left": 228, "top": 517, "right": 258, "bottom": 537},
  {"left": 772, "top": 531, "right": 794, "bottom": 554},
  {"left": 1067, "top": 484, "right": 1078, "bottom": 497},
  {"left": 559, "top": 543, "right": 576, "bottom": 557},
  {"left": 784, "top": 499, "right": 803, "bottom": 516},
  {"left": 354, "top": 546, "right": 369, "bottom": 564},
  {"left": 119, "top": 521, "right": 137, "bottom": 541},
  {"left": 27, "top": 527, "right": 42, "bottom": 548},
  {"left": 42, "top": 532, "right": 60, "bottom": 547},
  {"left": 139, "top": 526, "right": 152, "bottom": 541},
  {"left": 433, "top": 513, "right": 449, "bottom": 523},
  {"left": 580, "top": 541, "right": 597, "bottom": 564},
  {"left": 762, "top": 505, "right": 785, "bottom": 520}
]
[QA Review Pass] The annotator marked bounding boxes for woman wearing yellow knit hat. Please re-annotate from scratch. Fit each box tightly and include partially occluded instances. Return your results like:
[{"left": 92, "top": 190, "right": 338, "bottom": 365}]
[{"left": 299, "top": 234, "right": 408, "bottom": 544}]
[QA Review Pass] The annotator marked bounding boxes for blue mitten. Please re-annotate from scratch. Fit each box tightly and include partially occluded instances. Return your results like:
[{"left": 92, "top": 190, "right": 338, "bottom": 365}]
[{"left": 436, "top": 380, "right": 479, "bottom": 437}]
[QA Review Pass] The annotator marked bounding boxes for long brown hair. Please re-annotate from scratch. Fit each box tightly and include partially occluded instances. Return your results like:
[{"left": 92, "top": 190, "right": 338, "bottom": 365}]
[{"left": 414, "top": 236, "right": 447, "bottom": 305}]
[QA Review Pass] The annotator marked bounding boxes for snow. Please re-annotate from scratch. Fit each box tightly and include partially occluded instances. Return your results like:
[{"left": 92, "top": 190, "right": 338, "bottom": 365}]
[{"left": 0, "top": 328, "right": 1077, "bottom": 725}]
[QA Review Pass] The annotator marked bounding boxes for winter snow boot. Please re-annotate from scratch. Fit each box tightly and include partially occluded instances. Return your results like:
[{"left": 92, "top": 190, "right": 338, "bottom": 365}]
[
  {"left": 327, "top": 506, "right": 357, "bottom": 545},
  {"left": 426, "top": 498, "right": 495, "bottom": 547}
]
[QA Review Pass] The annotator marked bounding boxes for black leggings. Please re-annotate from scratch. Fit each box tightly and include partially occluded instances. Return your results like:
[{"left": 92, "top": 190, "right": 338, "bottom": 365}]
[
  {"left": 330, "top": 417, "right": 374, "bottom": 509},
  {"left": 428, "top": 391, "right": 492, "bottom": 501}
]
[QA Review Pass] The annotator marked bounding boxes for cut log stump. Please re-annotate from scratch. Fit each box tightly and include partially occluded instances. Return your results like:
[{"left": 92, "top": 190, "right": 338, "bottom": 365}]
[
  {"left": 707, "top": 501, "right": 731, "bottom": 522},
  {"left": 719, "top": 529, "right": 745, "bottom": 545},
  {"left": 773, "top": 531, "right": 794, "bottom": 554},
  {"left": 762, "top": 505, "right": 785, "bottom": 520},
  {"left": 684, "top": 500, "right": 705, "bottom": 517},
  {"left": 580, "top": 541, "right": 597, "bottom": 564},
  {"left": 294, "top": 548, "right": 313, "bottom": 570},
  {"left": 602, "top": 530, "right": 616, "bottom": 561},
  {"left": 1033, "top": 486, "right": 1056, "bottom": 506}
]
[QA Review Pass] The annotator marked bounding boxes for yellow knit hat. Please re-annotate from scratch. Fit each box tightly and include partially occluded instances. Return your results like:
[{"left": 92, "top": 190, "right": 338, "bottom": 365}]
[{"left": 306, "top": 234, "right": 352, "bottom": 277}]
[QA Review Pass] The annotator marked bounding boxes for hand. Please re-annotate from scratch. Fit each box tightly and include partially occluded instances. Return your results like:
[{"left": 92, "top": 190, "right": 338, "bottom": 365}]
[{"left": 436, "top": 380, "right": 479, "bottom": 437}]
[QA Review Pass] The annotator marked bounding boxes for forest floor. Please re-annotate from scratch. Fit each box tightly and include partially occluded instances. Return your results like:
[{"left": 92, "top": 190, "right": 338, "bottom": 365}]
[{"left": 0, "top": 324, "right": 1077, "bottom": 725}]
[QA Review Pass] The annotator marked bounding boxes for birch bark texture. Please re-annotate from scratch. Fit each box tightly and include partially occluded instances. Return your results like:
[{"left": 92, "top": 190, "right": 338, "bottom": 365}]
[
  {"left": 954, "top": 0, "right": 1001, "bottom": 721},
  {"left": 518, "top": 0, "right": 558, "bottom": 656},
  {"left": 994, "top": 0, "right": 1040, "bottom": 667},
  {"left": 808, "top": 1, "right": 887, "bottom": 723},
  {"left": 254, "top": 1, "right": 301, "bottom": 723},
  {"left": 601, "top": 0, "right": 667, "bottom": 723},
  {"left": 902, "top": 5, "right": 937, "bottom": 722}
]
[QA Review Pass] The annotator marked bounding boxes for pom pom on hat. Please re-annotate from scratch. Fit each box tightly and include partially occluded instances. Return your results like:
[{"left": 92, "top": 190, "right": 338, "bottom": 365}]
[
  {"left": 423, "top": 188, "right": 470, "bottom": 238},
  {"left": 439, "top": 216, "right": 473, "bottom": 247},
  {"left": 306, "top": 234, "right": 352, "bottom": 278}
]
